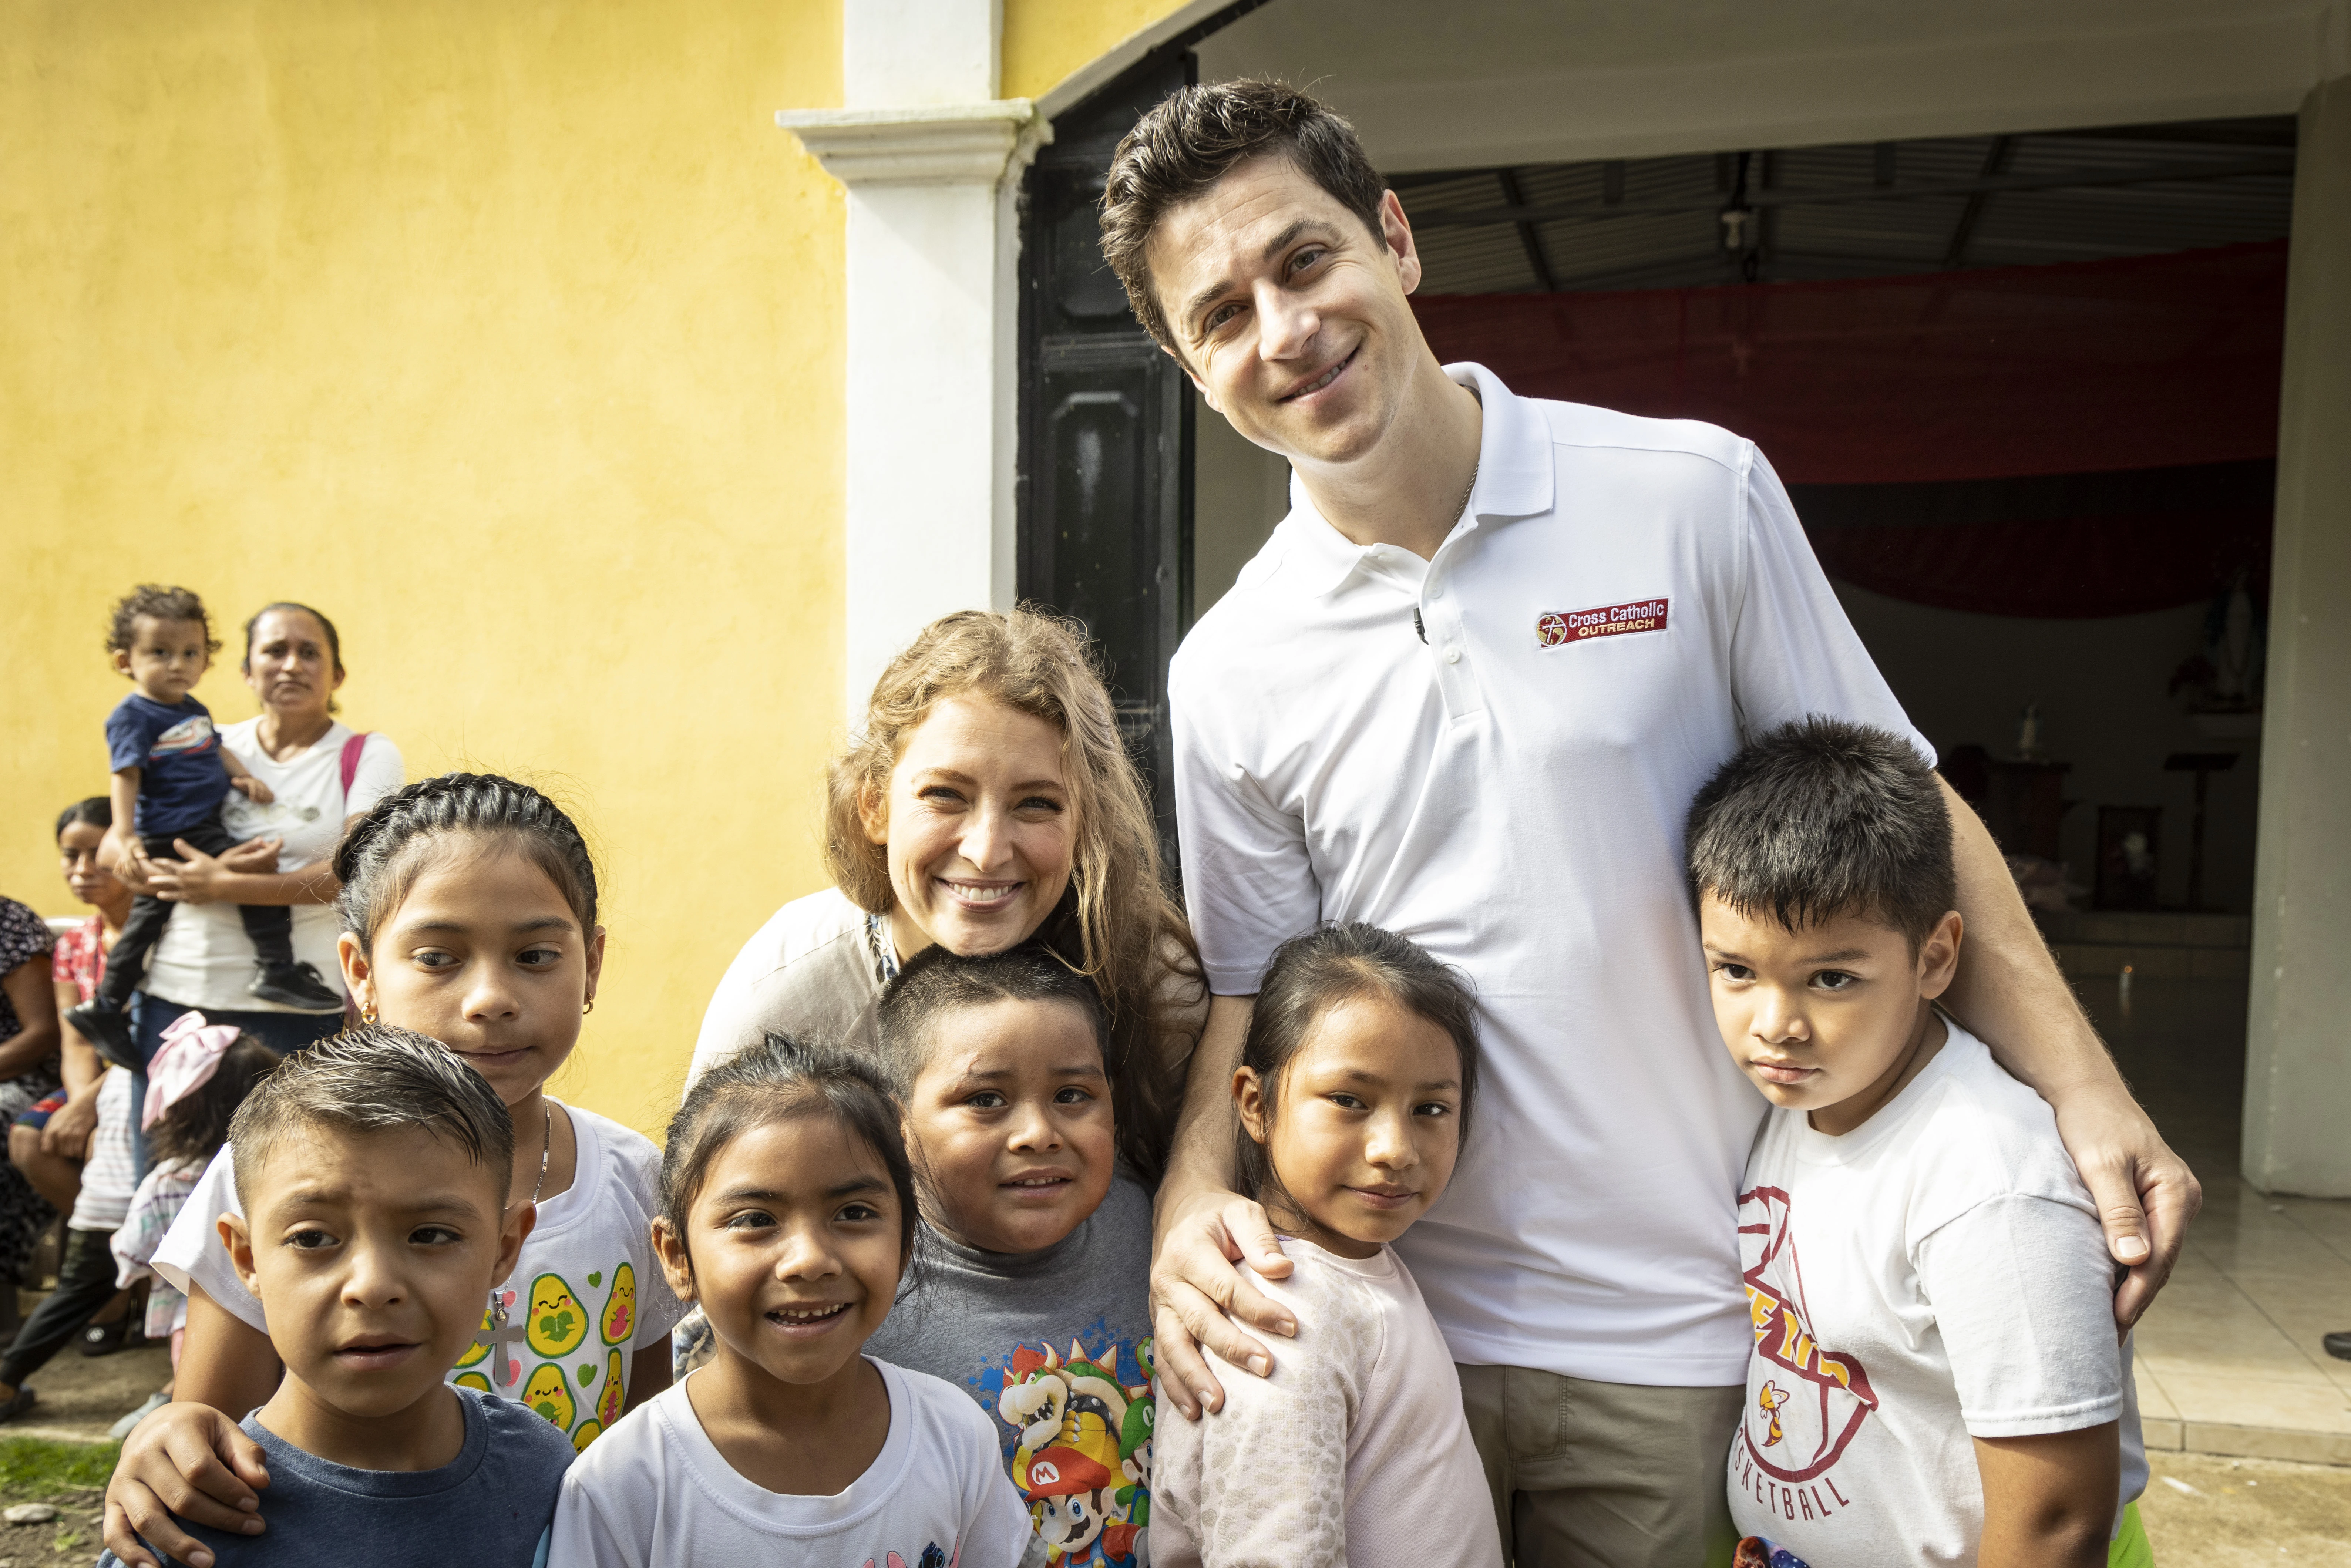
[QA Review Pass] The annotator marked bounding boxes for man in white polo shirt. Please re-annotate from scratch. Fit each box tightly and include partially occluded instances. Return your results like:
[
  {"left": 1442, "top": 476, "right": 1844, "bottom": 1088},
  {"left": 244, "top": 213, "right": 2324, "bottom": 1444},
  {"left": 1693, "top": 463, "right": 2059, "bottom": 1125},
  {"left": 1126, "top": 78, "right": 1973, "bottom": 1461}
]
[{"left": 1100, "top": 81, "right": 2200, "bottom": 1566}]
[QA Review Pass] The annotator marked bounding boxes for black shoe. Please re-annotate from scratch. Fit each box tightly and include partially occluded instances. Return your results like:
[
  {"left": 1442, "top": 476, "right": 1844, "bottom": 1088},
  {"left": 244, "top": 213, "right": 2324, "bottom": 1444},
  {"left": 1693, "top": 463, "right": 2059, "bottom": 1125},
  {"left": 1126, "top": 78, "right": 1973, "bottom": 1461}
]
[
  {"left": 249, "top": 961, "right": 343, "bottom": 1012},
  {"left": 63, "top": 1002, "right": 140, "bottom": 1070},
  {"left": 2325, "top": 1331, "right": 2351, "bottom": 1362},
  {"left": 79, "top": 1312, "right": 141, "bottom": 1358}
]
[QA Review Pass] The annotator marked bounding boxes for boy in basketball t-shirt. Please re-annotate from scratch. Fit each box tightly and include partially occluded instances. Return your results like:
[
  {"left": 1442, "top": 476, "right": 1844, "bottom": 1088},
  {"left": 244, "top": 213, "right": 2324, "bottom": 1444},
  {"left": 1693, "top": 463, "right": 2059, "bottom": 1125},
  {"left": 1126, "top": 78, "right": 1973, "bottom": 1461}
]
[{"left": 1686, "top": 719, "right": 2149, "bottom": 1568}]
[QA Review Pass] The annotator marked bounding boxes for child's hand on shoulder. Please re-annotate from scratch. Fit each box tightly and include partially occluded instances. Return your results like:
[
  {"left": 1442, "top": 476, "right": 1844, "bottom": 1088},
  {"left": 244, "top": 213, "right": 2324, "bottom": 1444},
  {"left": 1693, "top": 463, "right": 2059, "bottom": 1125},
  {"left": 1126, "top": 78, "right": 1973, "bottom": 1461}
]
[{"left": 232, "top": 776, "right": 275, "bottom": 805}]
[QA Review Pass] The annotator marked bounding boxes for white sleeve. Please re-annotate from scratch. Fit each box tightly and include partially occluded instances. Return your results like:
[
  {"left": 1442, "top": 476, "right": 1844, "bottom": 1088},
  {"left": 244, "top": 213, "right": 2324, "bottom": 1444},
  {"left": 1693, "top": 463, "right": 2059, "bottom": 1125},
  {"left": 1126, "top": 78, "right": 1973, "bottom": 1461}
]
[
  {"left": 686, "top": 951, "right": 770, "bottom": 1094},
  {"left": 346, "top": 732, "right": 406, "bottom": 817},
  {"left": 148, "top": 1147, "right": 266, "bottom": 1334},
  {"left": 1729, "top": 448, "right": 1933, "bottom": 764},
  {"left": 1916, "top": 1193, "right": 2124, "bottom": 1438},
  {"left": 1170, "top": 657, "right": 1320, "bottom": 997},
  {"left": 547, "top": 1461, "right": 648, "bottom": 1568}
]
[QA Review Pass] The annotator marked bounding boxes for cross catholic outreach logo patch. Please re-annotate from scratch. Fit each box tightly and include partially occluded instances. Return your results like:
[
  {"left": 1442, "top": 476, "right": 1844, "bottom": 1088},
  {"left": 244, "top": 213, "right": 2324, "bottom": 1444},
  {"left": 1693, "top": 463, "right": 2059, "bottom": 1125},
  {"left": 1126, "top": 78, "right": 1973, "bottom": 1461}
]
[{"left": 1536, "top": 597, "right": 1670, "bottom": 648}]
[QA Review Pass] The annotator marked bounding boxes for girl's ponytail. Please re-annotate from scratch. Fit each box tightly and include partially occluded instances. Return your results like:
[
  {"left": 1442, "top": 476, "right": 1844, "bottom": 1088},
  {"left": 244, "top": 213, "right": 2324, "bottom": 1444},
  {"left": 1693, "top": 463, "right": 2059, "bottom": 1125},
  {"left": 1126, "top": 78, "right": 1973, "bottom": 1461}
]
[{"left": 334, "top": 773, "right": 600, "bottom": 948}]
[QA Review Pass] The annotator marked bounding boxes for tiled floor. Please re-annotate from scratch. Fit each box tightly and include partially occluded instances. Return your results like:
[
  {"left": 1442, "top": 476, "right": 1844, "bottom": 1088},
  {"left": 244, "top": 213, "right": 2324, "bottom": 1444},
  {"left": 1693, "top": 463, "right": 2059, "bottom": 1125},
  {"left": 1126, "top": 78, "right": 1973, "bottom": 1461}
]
[{"left": 2084, "top": 972, "right": 2351, "bottom": 1466}]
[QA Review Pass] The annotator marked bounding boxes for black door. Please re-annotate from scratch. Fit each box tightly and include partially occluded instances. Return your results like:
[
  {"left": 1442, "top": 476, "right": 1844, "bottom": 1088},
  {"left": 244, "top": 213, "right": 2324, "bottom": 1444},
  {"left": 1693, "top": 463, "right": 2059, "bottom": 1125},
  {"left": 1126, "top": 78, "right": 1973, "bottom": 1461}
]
[{"left": 1016, "top": 54, "right": 1196, "bottom": 855}]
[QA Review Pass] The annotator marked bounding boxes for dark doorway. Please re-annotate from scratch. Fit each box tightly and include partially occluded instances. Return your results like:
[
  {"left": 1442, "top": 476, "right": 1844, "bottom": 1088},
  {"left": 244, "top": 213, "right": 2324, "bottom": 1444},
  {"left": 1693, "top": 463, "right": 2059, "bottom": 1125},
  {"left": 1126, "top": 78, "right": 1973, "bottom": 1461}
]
[{"left": 1015, "top": 54, "right": 1195, "bottom": 850}]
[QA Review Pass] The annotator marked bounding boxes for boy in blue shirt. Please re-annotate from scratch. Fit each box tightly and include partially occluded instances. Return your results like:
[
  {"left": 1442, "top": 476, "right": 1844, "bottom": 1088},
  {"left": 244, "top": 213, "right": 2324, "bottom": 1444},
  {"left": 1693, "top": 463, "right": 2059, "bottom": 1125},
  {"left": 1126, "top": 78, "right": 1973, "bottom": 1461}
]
[
  {"left": 68, "top": 585, "right": 340, "bottom": 1064},
  {"left": 102, "top": 1027, "right": 573, "bottom": 1568}
]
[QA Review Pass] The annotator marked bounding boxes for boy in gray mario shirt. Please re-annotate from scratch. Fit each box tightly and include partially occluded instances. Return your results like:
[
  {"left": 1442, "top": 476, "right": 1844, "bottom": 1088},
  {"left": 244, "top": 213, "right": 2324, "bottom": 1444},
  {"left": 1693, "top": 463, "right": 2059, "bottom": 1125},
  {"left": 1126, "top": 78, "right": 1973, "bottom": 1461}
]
[{"left": 866, "top": 947, "right": 1154, "bottom": 1568}]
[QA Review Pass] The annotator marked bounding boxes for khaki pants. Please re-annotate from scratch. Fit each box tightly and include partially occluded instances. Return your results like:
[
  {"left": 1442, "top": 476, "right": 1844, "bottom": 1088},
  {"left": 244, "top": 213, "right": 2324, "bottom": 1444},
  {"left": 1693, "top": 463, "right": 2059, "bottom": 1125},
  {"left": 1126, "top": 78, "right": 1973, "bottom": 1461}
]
[{"left": 1458, "top": 1364, "right": 1743, "bottom": 1568}]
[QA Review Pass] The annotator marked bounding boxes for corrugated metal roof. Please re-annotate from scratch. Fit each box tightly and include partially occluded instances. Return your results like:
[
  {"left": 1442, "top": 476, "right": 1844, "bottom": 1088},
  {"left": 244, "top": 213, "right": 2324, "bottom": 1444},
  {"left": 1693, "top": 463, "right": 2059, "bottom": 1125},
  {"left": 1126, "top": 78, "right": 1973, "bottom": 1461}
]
[{"left": 1396, "top": 118, "right": 2296, "bottom": 295}]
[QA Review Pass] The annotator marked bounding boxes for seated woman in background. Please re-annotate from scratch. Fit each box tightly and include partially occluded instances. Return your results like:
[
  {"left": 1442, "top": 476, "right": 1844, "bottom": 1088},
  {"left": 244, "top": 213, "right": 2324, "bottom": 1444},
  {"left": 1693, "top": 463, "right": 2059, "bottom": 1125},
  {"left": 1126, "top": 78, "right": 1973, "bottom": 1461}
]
[
  {"left": 1, "top": 798, "right": 143, "bottom": 1365},
  {"left": 12, "top": 799, "right": 129, "bottom": 1218},
  {"left": 0, "top": 885, "right": 62, "bottom": 1336}
]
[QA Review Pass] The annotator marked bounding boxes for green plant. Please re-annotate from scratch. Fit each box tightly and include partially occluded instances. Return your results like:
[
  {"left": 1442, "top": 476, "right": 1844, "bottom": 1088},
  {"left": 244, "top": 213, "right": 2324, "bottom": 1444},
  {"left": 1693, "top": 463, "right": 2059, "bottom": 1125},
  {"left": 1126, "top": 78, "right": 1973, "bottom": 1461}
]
[{"left": 0, "top": 1436, "right": 118, "bottom": 1493}]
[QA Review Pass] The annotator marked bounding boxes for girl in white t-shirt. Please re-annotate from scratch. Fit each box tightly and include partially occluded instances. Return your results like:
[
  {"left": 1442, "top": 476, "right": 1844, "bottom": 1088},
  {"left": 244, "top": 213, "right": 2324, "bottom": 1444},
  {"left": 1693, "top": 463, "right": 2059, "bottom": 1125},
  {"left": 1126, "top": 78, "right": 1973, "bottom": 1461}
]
[
  {"left": 101, "top": 773, "right": 688, "bottom": 1568},
  {"left": 552, "top": 1032, "right": 1038, "bottom": 1568},
  {"left": 1154, "top": 923, "right": 1506, "bottom": 1568}
]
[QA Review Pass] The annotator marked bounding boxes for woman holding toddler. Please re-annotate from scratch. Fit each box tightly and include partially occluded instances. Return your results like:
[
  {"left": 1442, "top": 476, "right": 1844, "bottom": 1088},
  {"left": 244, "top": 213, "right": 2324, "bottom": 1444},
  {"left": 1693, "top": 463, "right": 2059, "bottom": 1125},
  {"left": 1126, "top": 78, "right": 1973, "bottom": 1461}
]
[{"left": 104, "top": 600, "right": 404, "bottom": 1069}]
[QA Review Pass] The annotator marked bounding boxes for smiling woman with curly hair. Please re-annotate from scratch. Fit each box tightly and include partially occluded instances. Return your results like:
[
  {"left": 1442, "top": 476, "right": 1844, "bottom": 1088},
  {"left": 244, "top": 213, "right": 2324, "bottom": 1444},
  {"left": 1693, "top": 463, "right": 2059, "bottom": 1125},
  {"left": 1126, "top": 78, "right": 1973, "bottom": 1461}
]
[{"left": 689, "top": 607, "right": 1206, "bottom": 1183}]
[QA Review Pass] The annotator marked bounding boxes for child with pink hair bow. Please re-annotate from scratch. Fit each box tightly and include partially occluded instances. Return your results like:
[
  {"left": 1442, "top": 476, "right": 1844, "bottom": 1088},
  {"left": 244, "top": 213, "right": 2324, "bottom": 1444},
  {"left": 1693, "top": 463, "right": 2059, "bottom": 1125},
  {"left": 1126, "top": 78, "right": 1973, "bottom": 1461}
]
[{"left": 110, "top": 1013, "right": 280, "bottom": 1428}]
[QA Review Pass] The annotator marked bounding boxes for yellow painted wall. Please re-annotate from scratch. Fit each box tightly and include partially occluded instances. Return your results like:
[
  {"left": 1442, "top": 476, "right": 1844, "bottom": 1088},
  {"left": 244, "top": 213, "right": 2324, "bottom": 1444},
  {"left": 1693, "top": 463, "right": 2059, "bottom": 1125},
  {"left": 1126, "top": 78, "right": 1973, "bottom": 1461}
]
[
  {"left": 1003, "top": 0, "right": 1199, "bottom": 102},
  {"left": 4, "top": 0, "right": 1196, "bottom": 1140},
  {"left": 2, "top": 0, "right": 846, "bottom": 1138}
]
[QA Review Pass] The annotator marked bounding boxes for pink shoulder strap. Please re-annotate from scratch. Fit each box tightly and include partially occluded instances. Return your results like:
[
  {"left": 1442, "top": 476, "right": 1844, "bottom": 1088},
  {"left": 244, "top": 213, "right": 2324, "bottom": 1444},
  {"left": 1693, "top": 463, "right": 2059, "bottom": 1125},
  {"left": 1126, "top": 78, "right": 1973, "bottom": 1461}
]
[{"left": 340, "top": 731, "right": 372, "bottom": 799}]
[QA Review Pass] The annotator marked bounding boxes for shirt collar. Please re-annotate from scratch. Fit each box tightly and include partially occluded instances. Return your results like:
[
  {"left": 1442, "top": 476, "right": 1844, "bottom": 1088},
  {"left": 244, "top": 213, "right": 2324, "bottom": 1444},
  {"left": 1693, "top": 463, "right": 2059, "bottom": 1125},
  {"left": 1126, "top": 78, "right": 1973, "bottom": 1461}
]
[{"left": 1270, "top": 361, "right": 1555, "bottom": 598}]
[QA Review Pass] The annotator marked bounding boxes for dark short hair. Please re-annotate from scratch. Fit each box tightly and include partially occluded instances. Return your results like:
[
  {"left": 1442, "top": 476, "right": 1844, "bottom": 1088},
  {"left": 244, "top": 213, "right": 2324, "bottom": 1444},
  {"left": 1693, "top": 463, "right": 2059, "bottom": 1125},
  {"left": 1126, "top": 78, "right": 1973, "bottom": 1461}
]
[
  {"left": 107, "top": 585, "right": 219, "bottom": 657},
  {"left": 662, "top": 1032, "right": 920, "bottom": 1298},
  {"left": 1685, "top": 716, "right": 1955, "bottom": 949},
  {"left": 242, "top": 602, "right": 346, "bottom": 715},
  {"left": 56, "top": 797, "right": 111, "bottom": 841},
  {"left": 333, "top": 774, "right": 599, "bottom": 952},
  {"left": 1234, "top": 923, "right": 1480, "bottom": 1209},
  {"left": 228, "top": 1026, "right": 515, "bottom": 1209},
  {"left": 152, "top": 1034, "right": 284, "bottom": 1169},
  {"left": 876, "top": 945, "right": 1110, "bottom": 1103},
  {"left": 1100, "top": 79, "right": 1388, "bottom": 353}
]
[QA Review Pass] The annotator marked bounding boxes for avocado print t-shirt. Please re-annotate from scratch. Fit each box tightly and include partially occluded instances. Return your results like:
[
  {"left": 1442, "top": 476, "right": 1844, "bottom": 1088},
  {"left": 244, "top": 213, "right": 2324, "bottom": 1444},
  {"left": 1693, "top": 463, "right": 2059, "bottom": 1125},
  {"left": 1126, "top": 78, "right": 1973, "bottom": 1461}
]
[{"left": 152, "top": 1101, "right": 687, "bottom": 1452}]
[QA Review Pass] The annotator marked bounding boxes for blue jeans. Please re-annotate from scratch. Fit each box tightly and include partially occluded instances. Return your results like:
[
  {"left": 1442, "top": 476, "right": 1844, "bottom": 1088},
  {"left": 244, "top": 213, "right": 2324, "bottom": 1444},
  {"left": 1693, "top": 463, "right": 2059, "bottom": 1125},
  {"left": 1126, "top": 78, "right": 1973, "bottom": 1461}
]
[{"left": 128, "top": 995, "right": 342, "bottom": 1179}]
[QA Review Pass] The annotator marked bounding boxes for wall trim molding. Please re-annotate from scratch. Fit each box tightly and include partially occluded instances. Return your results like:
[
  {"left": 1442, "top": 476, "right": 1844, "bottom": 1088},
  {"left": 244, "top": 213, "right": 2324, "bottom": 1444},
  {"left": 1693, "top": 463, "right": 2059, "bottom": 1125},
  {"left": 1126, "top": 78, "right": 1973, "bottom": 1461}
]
[{"left": 777, "top": 100, "right": 1048, "bottom": 187}]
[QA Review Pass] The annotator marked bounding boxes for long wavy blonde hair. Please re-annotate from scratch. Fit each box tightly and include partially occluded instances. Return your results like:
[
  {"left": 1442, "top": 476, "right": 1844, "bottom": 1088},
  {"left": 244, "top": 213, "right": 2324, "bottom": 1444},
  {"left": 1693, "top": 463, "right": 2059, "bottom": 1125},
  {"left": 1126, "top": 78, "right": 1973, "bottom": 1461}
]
[{"left": 825, "top": 608, "right": 1203, "bottom": 1180}]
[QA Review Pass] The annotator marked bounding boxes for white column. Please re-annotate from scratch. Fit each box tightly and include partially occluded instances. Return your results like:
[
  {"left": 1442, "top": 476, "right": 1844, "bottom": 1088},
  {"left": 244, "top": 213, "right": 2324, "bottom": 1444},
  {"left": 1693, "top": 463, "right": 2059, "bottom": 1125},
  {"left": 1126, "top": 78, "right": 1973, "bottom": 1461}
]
[
  {"left": 2243, "top": 74, "right": 2351, "bottom": 1197},
  {"left": 779, "top": 0, "right": 1047, "bottom": 723}
]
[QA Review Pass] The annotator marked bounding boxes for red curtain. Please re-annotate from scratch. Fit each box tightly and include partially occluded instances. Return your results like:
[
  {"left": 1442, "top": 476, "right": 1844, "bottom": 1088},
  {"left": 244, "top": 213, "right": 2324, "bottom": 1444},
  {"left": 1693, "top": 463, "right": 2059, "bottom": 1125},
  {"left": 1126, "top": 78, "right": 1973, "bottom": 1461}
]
[{"left": 1412, "top": 242, "right": 2288, "bottom": 616}]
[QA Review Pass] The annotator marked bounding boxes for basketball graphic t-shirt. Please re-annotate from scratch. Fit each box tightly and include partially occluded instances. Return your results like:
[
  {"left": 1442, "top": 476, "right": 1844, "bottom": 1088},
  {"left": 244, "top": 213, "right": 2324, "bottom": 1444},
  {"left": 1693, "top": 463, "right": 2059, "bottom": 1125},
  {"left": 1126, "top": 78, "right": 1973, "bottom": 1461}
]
[
  {"left": 1727, "top": 1024, "right": 2145, "bottom": 1566},
  {"left": 152, "top": 1102, "right": 687, "bottom": 1451}
]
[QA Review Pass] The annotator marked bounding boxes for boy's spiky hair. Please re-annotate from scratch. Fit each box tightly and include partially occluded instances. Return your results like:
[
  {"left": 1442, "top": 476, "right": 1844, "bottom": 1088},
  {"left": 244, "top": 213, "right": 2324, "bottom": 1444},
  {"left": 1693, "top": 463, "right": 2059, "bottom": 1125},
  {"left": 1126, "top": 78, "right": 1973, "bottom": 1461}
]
[
  {"left": 1685, "top": 717, "right": 1955, "bottom": 949},
  {"left": 875, "top": 945, "right": 1110, "bottom": 1102},
  {"left": 229, "top": 1026, "right": 515, "bottom": 1209}
]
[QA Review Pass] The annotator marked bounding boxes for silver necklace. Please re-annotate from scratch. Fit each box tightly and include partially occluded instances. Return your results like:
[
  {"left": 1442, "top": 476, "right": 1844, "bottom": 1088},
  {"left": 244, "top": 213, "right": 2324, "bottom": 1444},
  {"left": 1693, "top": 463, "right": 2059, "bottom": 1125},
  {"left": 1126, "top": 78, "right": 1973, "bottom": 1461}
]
[
  {"left": 1455, "top": 457, "right": 1480, "bottom": 522},
  {"left": 531, "top": 1104, "right": 552, "bottom": 1204},
  {"left": 484, "top": 1107, "right": 555, "bottom": 1341}
]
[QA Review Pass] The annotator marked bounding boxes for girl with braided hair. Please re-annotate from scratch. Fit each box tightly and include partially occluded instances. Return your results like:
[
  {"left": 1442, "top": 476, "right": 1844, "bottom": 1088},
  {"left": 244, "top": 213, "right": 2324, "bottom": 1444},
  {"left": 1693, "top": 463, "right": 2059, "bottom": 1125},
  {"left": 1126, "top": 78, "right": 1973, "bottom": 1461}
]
[{"left": 101, "top": 774, "right": 689, "bottom": 1568}]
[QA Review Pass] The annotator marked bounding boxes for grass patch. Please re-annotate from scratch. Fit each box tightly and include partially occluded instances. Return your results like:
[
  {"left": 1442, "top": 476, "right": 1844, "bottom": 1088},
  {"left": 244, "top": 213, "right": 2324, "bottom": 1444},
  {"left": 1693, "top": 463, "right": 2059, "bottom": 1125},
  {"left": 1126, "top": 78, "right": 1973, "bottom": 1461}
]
[{"left": 0, "top": 1435, "right": 117, "bottom": 1494}]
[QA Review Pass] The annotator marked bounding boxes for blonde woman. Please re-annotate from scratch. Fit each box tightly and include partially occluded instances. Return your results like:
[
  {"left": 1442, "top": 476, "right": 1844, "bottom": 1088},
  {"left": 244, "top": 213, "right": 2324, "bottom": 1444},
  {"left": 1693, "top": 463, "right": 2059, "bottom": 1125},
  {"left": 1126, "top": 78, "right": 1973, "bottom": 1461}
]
[{"left": 690, "top": 609, "right": 1206, "bottom": 1181}]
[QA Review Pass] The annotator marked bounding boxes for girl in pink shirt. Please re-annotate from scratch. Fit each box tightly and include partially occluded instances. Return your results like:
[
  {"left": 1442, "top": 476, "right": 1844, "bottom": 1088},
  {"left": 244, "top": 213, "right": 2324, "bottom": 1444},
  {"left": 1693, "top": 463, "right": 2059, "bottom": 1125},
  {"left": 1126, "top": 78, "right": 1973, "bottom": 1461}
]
[{"left": 1153, "top": 923, "right": 1505, "bottom": 1568}]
